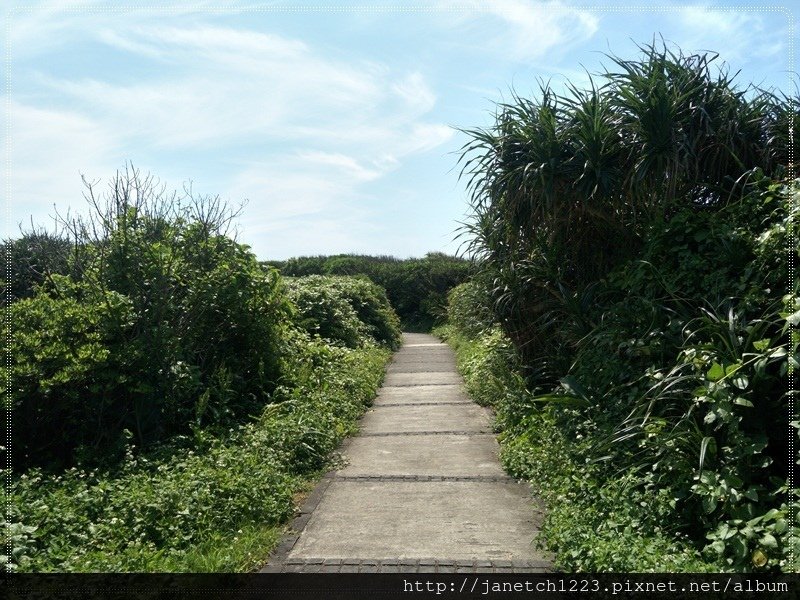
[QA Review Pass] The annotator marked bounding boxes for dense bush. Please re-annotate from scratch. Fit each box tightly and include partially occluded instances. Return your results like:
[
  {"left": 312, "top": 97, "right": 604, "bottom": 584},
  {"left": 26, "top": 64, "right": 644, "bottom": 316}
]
[
  {"left": 1, "top": 230, "right": 73, "bottom": 305},
  {"left": 4, "top": 277, "right": 137, "bottom": 466},
  {"left": 439, "top": 176, "right": 798, "bottom": 572},
  {"left": 270, "top": 252, "right": 474, "bottom": 330},
  {"left": 2, "top": 167, "right": 293, "bottom": 470},
  {"left": 447, "top": 41, "right": 797, "bottom": 573},
  {"left": 555, "top": 177, "right": 797, "bottom": 572},
  {"left": 286, "top": 275, "right": 402, "bottom": 350},
  {"left": 445, "top": 279, "right": 496, "bottom": 339},
  {"left": 438, "top": 323, "right": 714, "bottom": 571},
  {"left": 3, "top": 165, "right": 398, "bottom": 571}
]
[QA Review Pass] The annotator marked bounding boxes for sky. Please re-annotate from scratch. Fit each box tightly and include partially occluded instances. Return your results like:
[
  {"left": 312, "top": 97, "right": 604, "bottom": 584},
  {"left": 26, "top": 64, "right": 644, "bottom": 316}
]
[{"left": 2, "top": 1, "right": 796, "bottom": 260}]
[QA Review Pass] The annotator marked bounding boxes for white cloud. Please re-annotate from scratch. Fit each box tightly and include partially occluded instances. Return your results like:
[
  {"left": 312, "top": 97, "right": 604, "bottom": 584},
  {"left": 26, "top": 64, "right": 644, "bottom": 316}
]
[
  {"left": 488, "top": 0, "right": 599, "bottom": 58},
  {"left": 11, "top": 19, "right": 454, "bottom": 245},
  {"left": 6, "top": 101, "right": 120, "bottom": 236},
  {"left": 8, "top": 1, "right": 220, "bottom": 60},
  {"left": 40, "top": 25, "right": 387, "bottom": 149},
  {"left": 95, "top": 29, "right": 166, "bottom": 60},
  {"left": 146, "top": 25, "right": 310, "bottom": 59},
  {"left": 9, "top": 0, "right": 102, "bottom": 59},
  {"left": 296, "top": 151, "right": 383, "bottom": 183},
  {"left": 672, "top": 7, "right": 787, "bottom": 67},
  {"left": 437, "top": 0, "right": 599, "bottom": 61},
  {"left": 392, "top": 72, "right": 437, "bottom": 114},
  {"left": 226, "top": 160, "right": 380, "bottom": 259},
  {"left": 35, "top": 24, "right": 452, "bottom": 155}
]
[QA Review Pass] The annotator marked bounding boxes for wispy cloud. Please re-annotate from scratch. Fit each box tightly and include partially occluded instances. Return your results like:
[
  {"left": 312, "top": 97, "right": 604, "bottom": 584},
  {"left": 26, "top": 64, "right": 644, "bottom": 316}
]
[
  {"left": 42, "top": 25, "right": 388, "bottom": 148},
  {"left": 296, "top": 152, "right": 383, "bottom": 183},
  {"left": 7, "top": 1, "right": 788, "bottom": 258},
  {"left": 11, "top": 18, "right": 453, "bottom": 253},
  {"left": 8, "top": 1, "right": 219, "bottom": 60},
  {"left": 226, "top": 159, "right": 381, "bottom": 258},
  {"left": 39, "top": 22, "right": 452, "bottom": 153},
  {"left": 671, "top": 7, "right": 787, "bottom": 71},
  {"left": 7, "top": 101, "right": 120, "bottom": 236},
  {"left": 437, "top": 0, "right": 599, "bottom": 61}
]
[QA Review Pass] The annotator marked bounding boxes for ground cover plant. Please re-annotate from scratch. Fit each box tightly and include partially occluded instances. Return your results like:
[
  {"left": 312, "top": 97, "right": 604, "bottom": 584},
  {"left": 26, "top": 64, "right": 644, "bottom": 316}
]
[
  {"left": 2, "top": 166, "right": 399, "bottom": 572},
  {"left": 437, "top": 41, "right": 798, "bottom": 572},
  {"left": 3, "top": 332, "right": 389, "bottom": 572}
]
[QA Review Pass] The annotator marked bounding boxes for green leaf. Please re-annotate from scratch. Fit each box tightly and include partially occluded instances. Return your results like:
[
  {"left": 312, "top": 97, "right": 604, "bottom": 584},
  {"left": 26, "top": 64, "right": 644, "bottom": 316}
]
[
  {"left": 699, "top": 471, "right": 717, "bottom": 485},
  {"left": 707, "top": 362, "right": 725, "bottom": 382},
  {"left": 742, "top": 488, "right": 759, "bottom": 502},
  {"left": 529, "top": 394, "right": 589, "bottom": 407},
  {"left": 699, "top": 436, "right": 716, "bottom": 471},
  {"left": 784, "top": 310, "right": 800, "bottom": 326},
  {"left": 752, "top": 339, "right": 770, "bottom": 352},
  {"left": 731, "top": 372, "right": 748, "bottom": 389},
  {"left": 559, "top": 375, "right": 590, "bottom": 401},
  {"left": 727, "top": 474, "right": 744, "bottom": 488},
  {"left": 729, "top": 536, "right": 748, "bottom": 559},
  {"left": 760, "top": 533, "right": 778, "bottom": 549}
]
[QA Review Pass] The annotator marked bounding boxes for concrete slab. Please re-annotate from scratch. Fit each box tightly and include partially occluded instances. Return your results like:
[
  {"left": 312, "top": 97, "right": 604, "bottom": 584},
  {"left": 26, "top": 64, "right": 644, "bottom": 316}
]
[
  {"left": 390, "top": 355, "right": 456, "bottom": 364},
  {"left": 400, "top": 349, "right": 451, "bottom": 357},
  {"left": 359, "top": 404, "right": 492, "bottom": 434},
  {"left": 287, "top": 480, "right": 541, "bottom": 560},
  {"left": 391, "top": 352, "right": 455, "bottom": 362},
  {"left": 373, "top": 384, "right": 471, "bottom": 405},
  {"left": 402, "top": 333, "right": 439, "bottom": 344},
  {"left": 396, "top": 343, "right": 450, "bottom": 352},
  {"left": 383, "top": 371, "right": 464, "bottom": 386},
  {"left": 386, "top": 362, "right": 456, "bottom": 374},
  {"left": 390, "top": 354, "right": 455, "bottom": 365},
  {"left": 338, "top": 434, "right": 505, "bottom": 477}
]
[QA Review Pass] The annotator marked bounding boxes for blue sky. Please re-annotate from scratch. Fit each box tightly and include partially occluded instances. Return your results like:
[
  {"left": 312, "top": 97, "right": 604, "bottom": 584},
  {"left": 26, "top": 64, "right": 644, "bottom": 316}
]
[{"left": 3, "top": 1, "right": 796, "bottom": 259}]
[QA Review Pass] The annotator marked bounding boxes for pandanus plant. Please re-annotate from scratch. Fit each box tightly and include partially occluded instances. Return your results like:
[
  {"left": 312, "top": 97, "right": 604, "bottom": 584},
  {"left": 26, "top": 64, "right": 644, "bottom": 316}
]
[{"left": 458, "top": 40, "right": 797, "bottom": 368}]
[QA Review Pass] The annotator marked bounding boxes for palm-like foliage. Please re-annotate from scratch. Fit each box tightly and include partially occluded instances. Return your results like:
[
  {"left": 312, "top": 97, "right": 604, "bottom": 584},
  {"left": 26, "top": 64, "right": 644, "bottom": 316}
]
[{"left": 458, "top": 40, "right": 797, "bottom": 366}]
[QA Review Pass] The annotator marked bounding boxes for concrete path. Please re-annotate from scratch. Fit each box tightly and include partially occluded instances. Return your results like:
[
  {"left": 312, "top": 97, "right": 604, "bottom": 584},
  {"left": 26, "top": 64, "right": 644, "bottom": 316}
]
[{"left": 262, "top": 333, "right": 550, "bottom": 573}]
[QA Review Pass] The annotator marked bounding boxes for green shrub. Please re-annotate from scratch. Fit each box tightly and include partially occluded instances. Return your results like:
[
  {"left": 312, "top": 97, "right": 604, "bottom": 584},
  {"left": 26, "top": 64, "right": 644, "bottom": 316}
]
[
  {"left": 559, "top": 179, "right": 797, "bottom": 571},
  {"left": 1, "top": 230, "right": 72, "bottom": 305},
  {"left": 502, "top": 420, "right": 713, "bottom": 572},
  {"left": 286, "top": 275, "right": 401, "bottom": 349},
  {"left": 439, "top": 175, "right": 798, "bottom": 571},
  {"left": 272, "top": 253, "right": 474, "bottom": 330},
  {"left": 2, "top": 165, "right": 402, "bottom": 572},
  {"left": 452, "top": 39, "right": 797, "bottom": 572},
  {"left": 439, "top": 327, "right": 714, "bottom": 571},
  {"left": 3, "top": 277, "right": 137, "bottom": 468},
  {"left": 2, "top": 167, "right": 293, "bottom": 470},
  {"left": 445, "top": 280, "right": 495, "bottom": 338},
  {"left": 459, "top": 41, "right": 796, "bottom": 368}
]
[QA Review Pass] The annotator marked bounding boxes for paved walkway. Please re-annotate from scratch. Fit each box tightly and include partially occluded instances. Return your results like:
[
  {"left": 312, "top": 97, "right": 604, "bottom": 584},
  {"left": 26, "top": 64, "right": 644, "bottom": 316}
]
[{"left": 262, "top": 333, "right": 550, "bottom": 573}]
